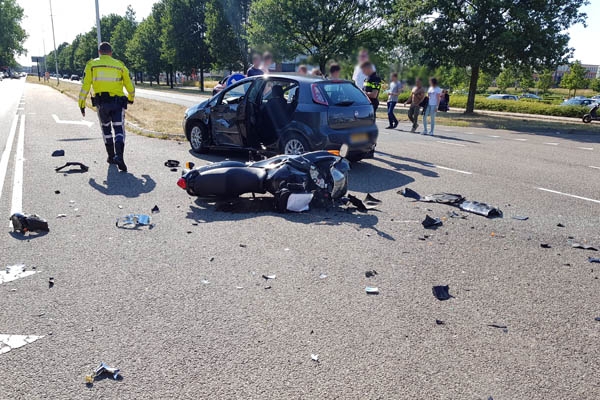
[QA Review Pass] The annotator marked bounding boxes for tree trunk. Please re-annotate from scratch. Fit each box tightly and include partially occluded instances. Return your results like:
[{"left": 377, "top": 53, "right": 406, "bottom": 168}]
[
  {"left": 466, "top": 63, "right": 480, "bottom": 114},
  {"left": 170, "top": 67, "right": 174, "bottom": 89},
  {"left": 319, "top": 60, "right": 326, "bottom": 76}
]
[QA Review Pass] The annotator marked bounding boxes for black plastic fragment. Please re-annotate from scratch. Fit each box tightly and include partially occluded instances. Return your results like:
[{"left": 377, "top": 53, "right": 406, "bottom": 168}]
[
  {"left": 540, "top": 243, "right": 552, "bottom": 249},
  {"left": 447, "top": 211, "right": 467, "bottom": 219},
  {"left": 422, "top": 215, "right": 442, "bottom": 229},
  {"left": 432, "top": 285, "right": 453, "bottom": 301},
  {"left": 572, "top": 243, "right": 598, "bottom": 251},
  {"left": 589, "top": 257, "right": 600, "bottom": 263},
  {"left": 164, "top": 160, "right": 180, "bottom": 168},
  {"left": 51, "top": 150, "right": 65, "bottom": 157},
  {"left": 435, "top": 319, "right": 445, "bottom": 325},
  {"left": 398, "top": 187, "right": 421, "bottom": 200},
  {"left": 557, "top": 223, "right": 565, "bottom": 228},
  {"left": 459, "top": 201, "right": 502, "bottom": 218},
  {"left": 347, "top": 194, "right": 373, "bottom": 212},
  {"left": 488, "top": 324, "right": 507, "bottom": 329},
  {"left": 421, "top": 193, "right": 465, "bottom": 205},
  {"left": 10, "top": 213, "right": 49, "bottom": 233},
  {"left": 48, "top": 277, "right": 54, "bottom": 288},
  {"left": 151, "top": 205, "right": 160, "bottom": 213},
  {"left": 364, "top": 193, "right": 382, "bottom": 204},
  {"left": 55, "top": 162, "right": 89, "bottom": 173},
  {"left": 365, "top": 270, "right": 378, "bottom": 278},
  {"left": 54, "top": 190, "right": 60, "bottom": 194}
]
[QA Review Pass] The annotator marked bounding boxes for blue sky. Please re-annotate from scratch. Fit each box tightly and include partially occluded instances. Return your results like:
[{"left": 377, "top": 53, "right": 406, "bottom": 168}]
[{"left": 16, "top": 0, "right": 600, "bottom": 66}]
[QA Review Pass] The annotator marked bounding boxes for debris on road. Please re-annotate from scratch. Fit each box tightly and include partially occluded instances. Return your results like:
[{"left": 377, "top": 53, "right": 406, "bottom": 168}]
[
  {"left": 346, "top": 194, "right": 377, "bottom": 212},
  {"left": 557, "top": 223, "right": 565, "bottom": 228},
  {"left": 51, "top": 150, "right": 65, "bottom": 157},
  {"left": 164, "top": 160, "right": 180, "bottom": 168},
  {"left": 421, "top": 193, "right": 464, "bottom": 205},
  {"left": 488, "top": 324, "right": 507, "bottom": 329},
  {"left": 364, "top": 193, "right": 382, "bottom": 205},
  {"left": 54, "top": 190, "right": 60, "bottom": 194},
  {"left": 319, "top": 273, "right": 328, "bottom": 279},
  {"left": 365, "top": 270, "right": 378, "bottom": 278},
  {"left": 512, "top": 215, "right": 529, "bottom": 221},
  {"left": 571, "top": 243, "right": 598, "bottom": 251},
  {"left": 55, "top": 162, "right": 89, "bottom": 173},
  {"left": 201, "top": 279, "right": 210, "bottom": 285},
  {"left": 447, "top": 211, "right": 467, "bottom": 219},
  {"left": 151, "top": 205, "right": 160, "bottom": 213},
  {"left": 286, "top": 193, "right": 313, "bottom": 212},
  {"left": 48, "top": 277, "right": 54, "bottom": 288},
  {"left": 262, "top": 274, "right": 276, "bottom": 281},
  {"left": 239, "top": 244, "right": 247, "bottom": 248},
  {"left": 56, "top": 214, "right": 67, "bottom": 218},
  {"left": 311, "top": 354, "right": 319, "bottom": 362},
  {"left": 115, "top": 214, "right": 152, "bottom": 229},
  {"left": 365, "top": 286, "right": 379, "bottom": 295},
  {"left": 1, "top": 265, "right": 37, "bottom": 284},
  {"left": 422, "top": 215, "right": 443, "bottom": 229},
  {"left": 589, "top": 257, "right": 600, "bottom": 263},
  {"left": 10, "top": 213, "right": 49, "bottom": 233},
  {"left": 398, "top": 187, "right": 421, "bottom": 200},
  {"left": 540, "top": 243, "right": 552, "bottom": 249},
  {"left": 459, "top": 201, "right": 502, "bottom": 218},
  {"left": 435, "top": 319, "right": 445, "bottom": 325},
  {"left": 432, "top": 285, "right": 453, "bottom": 301},
  {"left": 86, "top": 362, "right": 121, "bottom": 383}
]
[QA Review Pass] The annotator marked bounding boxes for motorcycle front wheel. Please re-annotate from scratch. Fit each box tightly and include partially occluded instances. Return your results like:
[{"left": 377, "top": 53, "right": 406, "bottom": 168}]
[{"left": 583, "top": 114, "right": 592, "bottom": 124}]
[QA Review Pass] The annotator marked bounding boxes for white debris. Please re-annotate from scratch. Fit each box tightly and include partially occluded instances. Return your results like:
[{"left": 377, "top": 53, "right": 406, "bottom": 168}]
[
  {"left": 0, "top": 334, "right": 44, "bottom": 355},
  {"left": 1, "top": 265, "right": 37, "bottom": 284}
]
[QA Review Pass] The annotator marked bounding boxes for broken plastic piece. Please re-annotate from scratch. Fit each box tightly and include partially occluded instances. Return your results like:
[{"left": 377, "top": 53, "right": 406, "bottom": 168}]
[
  {"left": 422, "top": 215, "right": 442, "bottom": 229},
  {"left": 286, "top": 193, "right": 313, "bottom": 212},
  {"left": 93, "top": 362, "right": 120, "bottom": 380},
  {"left": 10, "top": 213, "right": 49, "bottom": 233},
  {"left": 432, "top": 285, "right": 453, "bottom": 301},
  {"left": 557, "top": 223, "right": 565, "bottom": 228},
  {"left": 311, "top": 354, "right": 319, "bottom": 362},
  {"left": 54, "top": 190, "right": 60, "bottom": 194},
  {"left": 164, "top": 160, "right": 180, "bottom": 168},
  {"left": 459, "top": 201, "right": 502, "bottom": 218},
  {"left": 51, "top": 150, "right": 65, "bottom": 157},
  {"left": 488, "top": 324, "right": 507, "bottom": 329},
  {"left": 435, "top": 319, "right": 445, "bottom": 325},
  {"left": 262, "top": 274, "right": 276, "bottom": 280},
  {"left": 115, "top": 214, "right": 152, "bottom": 229},
  {"left": 540, "top": 243, "right": 552, "bottom": 249},
  {"left": 398, "top": 187, "right": 421, "bottom": 200},
  {"left": 365, "top": 286, "right": 379, "bottom": 295},
  {"left": 365, "top": 270, "right": 378, "bottom": 278},
  {"left": 512, "top": 215, "right": 528, "bottom": 221},
  {"left": 364, "top": 193, "right": 381, "bottom": 204},
  {"left": 421, "top": 193, "right": 465, "bottom": 205},
  {"left": 319, "top": 273, "right": 328, "bottom": 279},
  {"left": 56, "top": 214, "right": 67, "bottom": 218},
  {"left": 346, "top": 194, "right": 376, "bottom": 212},
  {"left": 48, "top": 277, "right": 54, "bottom": 288},
  {"left": 572, "top": 243, "right": 598, "bottom": 251},
  {"left": 589, "top": 257, "right": 600, "bottom": 263},
  {"left": 151, "top": 205, "right": 160, "bottom": 213},
  {"left": 55, "top": 162, "right": 89, "bottom": 173},
  {"left": 447, "top": 211, "right": 467, "bottom": 219}
]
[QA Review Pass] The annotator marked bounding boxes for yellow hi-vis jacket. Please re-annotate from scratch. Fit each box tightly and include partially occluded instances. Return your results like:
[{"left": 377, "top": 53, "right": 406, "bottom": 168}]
[{"left": 78, "top": 54, "right": 135, "bottom": 108}]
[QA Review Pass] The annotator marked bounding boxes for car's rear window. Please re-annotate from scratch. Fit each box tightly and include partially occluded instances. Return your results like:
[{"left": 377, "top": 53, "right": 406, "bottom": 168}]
[{"left": 320, "top": 82, "right": 371, "bottom": 106}]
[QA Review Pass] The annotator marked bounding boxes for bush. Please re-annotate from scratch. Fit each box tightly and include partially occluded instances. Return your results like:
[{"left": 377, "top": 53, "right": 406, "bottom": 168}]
[{"left": 449, "top": 95, "right": 588, "bottom": 118}]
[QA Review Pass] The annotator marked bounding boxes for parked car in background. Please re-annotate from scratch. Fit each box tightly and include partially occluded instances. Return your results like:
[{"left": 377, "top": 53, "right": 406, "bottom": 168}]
[
  {"left": 591, "top": 95, "right": 600, "bottom": 102},
  {"left": 62, "top": 74, "right": 70, "bottom": 79},
  {"left": 520, "top": 93, "right": 541, "bottom": 100},
  {"left": 70, "top": 75, "right": 80, "bottom": 81},
  {"left": 560, "top": 98, "right": 596, "bottom": 107},
  {"left": 487, "top": 94, "right": 518, "bottom": 101},
  {"left": 183, "top": 75, "right": 378, "bottom": 161}
]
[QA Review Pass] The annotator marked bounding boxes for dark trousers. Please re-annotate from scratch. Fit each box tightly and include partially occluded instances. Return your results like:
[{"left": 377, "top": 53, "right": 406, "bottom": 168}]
[
  {"left": 97, "top": 100, "right": 126, "bottom": 147},
  {"left": 387, "top": 101, "right": 398, "bottom": 125},
  {"left": 408, "top": 105, "right": 420, "bottom": 129}
]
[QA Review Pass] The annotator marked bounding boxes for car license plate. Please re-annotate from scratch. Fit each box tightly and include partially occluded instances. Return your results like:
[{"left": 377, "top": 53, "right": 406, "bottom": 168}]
[{"left": 350, "top": 133, "right": 369, "bottom": 143}]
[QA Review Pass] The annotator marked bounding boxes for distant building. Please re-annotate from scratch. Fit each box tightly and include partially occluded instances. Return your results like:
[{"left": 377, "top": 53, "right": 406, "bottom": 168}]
[{"left": 553, "top": 64, "right": 599, "bottom": 84}]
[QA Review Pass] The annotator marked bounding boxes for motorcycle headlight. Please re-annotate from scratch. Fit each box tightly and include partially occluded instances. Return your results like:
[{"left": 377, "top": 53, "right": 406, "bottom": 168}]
[{"left": 330, "top": 164, "right": 348, "bottom": 199}]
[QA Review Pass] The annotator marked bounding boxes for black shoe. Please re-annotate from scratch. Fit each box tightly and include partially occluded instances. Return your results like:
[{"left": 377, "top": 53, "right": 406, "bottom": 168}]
[
  {"left": 105, "top": 144, "right": 116, "bottom": 164},
  {"left": 114, "top": 142, "right": 127, "bottom": 172},
  {"left": 107, "top": 157, "right": 116, "bottom": 165},
  {"left": 393, "top": 121, "right": 399, "bottom": 128},
  {"left": 385, "top": 125, "right": 393, "bottom": 129}
]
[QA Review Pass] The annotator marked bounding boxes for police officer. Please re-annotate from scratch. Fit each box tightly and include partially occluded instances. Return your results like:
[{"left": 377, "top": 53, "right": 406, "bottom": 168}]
[{"left": 78, "top": 42, "right": 135, "bottom": 172}]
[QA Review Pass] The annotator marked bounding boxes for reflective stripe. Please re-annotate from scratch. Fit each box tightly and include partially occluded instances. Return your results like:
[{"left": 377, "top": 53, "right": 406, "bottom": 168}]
[
  {"left": 93, "top": 77, "right": 123, "bottom": 82},
  {"left": 112, "top": 122, "right": 123, "bottom": 126},
  {"left": 80, "top": 89, "right": 89, "bottom": 94},
  {"left": 91, "top": 65, "right": 123, "bottom": 72},
  {"left": 101, "top": 122, "right": 111, "bottom": 127}
]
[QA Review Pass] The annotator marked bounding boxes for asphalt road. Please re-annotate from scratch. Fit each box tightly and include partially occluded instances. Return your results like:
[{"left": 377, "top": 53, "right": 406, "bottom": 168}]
[{"left": 1, "top": 79, "right": 600, "bottom": 399}]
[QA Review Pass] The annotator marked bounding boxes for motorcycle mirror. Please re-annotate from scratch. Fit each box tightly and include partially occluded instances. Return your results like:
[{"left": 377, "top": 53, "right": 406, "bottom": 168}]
[
  {"left": 340, "top": 144, "right": 349, "bottom": 158},
  {"left": 185, "top": 161, "right": 195, "bottom": 169}
]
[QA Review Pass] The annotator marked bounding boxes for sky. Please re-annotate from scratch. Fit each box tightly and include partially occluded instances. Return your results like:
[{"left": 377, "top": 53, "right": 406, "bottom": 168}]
[{"left": 16, "top": 0, "right": 600, "bottom": 67}]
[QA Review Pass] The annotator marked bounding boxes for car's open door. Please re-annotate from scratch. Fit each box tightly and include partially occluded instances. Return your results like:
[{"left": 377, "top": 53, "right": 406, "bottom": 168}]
[{"left": 211, "top": 80, "right": 253, "bottom": 147}]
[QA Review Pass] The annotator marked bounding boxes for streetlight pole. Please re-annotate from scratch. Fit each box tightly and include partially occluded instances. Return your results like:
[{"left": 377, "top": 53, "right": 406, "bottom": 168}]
[
  {"left": 48, "top": 0, "right": 60, "bottom": 84},
  {"left": 95, "top": 0, "right": 102, "bottom": 45}
]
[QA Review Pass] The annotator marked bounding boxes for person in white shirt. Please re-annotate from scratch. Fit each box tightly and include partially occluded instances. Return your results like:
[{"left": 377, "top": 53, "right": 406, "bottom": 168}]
[
  {"left": 352, "top": 49, "right": 375, "bottom": 89},
  {"left": 423, "top": 77, "right": 442, "bottom": 136}
]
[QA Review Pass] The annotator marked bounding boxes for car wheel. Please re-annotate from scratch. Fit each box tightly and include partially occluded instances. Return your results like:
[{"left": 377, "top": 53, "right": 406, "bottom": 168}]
[
  {"left": 281, "top": 134, "right": 309, "bottom": 155},
  {"left": 582, "top": 115, "right": 592, "bottom": 124},
  {"left": 188, "top": 122, "right": 209, "bottom": 153}
]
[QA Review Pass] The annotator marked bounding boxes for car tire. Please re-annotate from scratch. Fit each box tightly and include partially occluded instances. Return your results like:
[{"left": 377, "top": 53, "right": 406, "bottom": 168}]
[
  {"left": 582, "top": 114, "right": 592, "bottom": 124},
  {"left": 188, "top": 122, "right": 210, "bottom": 154},
  {"left": 281, "top": 133, "right": 310, "bottom": 155}
]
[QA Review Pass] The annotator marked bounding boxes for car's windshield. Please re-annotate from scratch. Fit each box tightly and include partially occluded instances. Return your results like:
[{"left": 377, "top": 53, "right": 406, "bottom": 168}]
[
  {"left": 320, "top": 82, "right": 371, "bottom": 106},
  {"left": 220, "top": 81, "right": 252, "bottom": 105}
]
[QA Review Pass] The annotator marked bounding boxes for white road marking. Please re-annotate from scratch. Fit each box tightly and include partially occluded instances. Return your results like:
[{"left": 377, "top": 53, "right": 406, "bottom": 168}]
[
  {"left": 537, "top": 187, "right": 600, "bottom": 204},
  {"left": 0, "top": 115, "right": 18, "bottom": 203},
  {"left": 10, "top": 115, "right": 25, "bottom": 220},
  {"left": 577, "top": 147, "right": 594, "bottom": 151},
  {"left": 464, "top": 132, "right": 474, "bottom": 135},
  {"left": 589, "top": 166, "right": 600, "bottom": 170},
  {"left": 487, "top": 135, "right": 500, "bottom": 138},
  {"left": 0, "top": 265, "right": 37, "bottom": 284},
  {"left": 0, "top": 334, "right": 44, "bottom": 355},
  {"left": 435, "top": 140, "right": 466, "bottom": 147},
  {"left": 513, "top": 138, "right": 527, "bottom": 141},
  {"left": 51, "top": 114, "right": 93, "bottom": 127},
  {"left": 423, "top": 162, "right": 473, "bottom": 175},
  {"left": 544, "top": 142, "right": 559, "bottom": 146}
]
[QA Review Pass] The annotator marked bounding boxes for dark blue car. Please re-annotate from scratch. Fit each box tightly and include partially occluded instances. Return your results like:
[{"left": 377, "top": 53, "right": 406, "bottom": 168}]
[{"left": 183, "top": 74, "right": 378, "bottom": 161}]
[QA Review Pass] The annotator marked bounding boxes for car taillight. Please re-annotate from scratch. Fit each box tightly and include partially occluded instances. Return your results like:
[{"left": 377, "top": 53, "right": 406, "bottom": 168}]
[
  {"left": 177, "top": 177, "right": 187, "bottom": 190},
  {"left": 311, "top": 84, "right": 328, "bottom": 106}
]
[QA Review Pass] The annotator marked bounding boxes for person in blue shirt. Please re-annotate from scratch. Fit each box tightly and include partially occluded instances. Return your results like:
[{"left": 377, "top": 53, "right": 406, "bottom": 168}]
[{"left": 247, "top": 54, "right": 264, "bottom": 77}]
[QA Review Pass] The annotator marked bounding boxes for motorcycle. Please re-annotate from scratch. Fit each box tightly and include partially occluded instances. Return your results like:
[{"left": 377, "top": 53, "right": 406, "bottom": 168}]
[
  {"left": 177, "top": 147, "right": 351, "bottom": 212},
  {"left": 583, "top": 103, "right": 599, "bottom": 123}
]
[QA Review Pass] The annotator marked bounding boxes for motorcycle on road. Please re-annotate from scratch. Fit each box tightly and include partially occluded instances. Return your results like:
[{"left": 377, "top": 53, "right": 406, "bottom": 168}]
[{"left": 583, "top": 103, "right": 599, "bottom": 124}]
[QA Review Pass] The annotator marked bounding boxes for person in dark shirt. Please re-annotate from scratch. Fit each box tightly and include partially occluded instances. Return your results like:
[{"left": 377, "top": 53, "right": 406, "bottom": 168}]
[
  {"left": 361, "top": 62, "right": 382, "bottom": 113},
  {"left": 247, "top": 53, "right": 264, "bottom": 77}
]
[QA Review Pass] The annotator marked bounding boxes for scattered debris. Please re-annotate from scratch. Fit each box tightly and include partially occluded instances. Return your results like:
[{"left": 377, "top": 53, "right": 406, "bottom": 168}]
[
  {"left": 201, "top": 279, "right": 210, "bottom": 284},
  {"left": 398, "top": 187, "right": 421, "bottom": 200},
  {"left": 209, "top": 257, "right": 215, "bottom": 262},
  {"left": 51, "top": 150, "right": 65, "bottom": 157},
  {"left": 364, "top": 193, "right": 381, "bottom": 205},
  {"left": 55, "top": 162, "right": 89, "bottom": 173},
  {"left": 264, "top": 286, "right": 272, "bottom": 290},
  {"left": 286, "top": 193, "right": 313, "bottom": 212},
  {"left": 432, "top": 285, "right": 453, "bottom": 301},
  {"left": 262, "top": 274, "right": 276, "bottom": 281},
  {"left": 512, "top": 215, "right": 529, "bottom": 221},
  {"left": 487, "top": 324, "right": 507, "bottom": 329},
  {"left": 422, "top": 215, "right": 442, "bottom": 229},
  {"left": 435, "top": 319, "right": 445, "bottom": 325},
  {"left": 54, "top": 190, "right": 60, "bottom": 194},
  {"left": 365, "top": 286, "right": 379, "bottom": 295},
  {"left": 56, "top": 214, "right": 67, "bottom": 218},
  {"left": 418, "top": 234, "right": 430, "bottom": 241},
  {"left": 365, "top": 270, "right": 378, "bottom": 278},
  {"left": 164, "top": 160, "right": 180, "bottom": 168},
  {"left": 595, "top": 317, "right": 600, "bottom": 322},
  {"left": 459, "top": 201, "right": 502, "bottom": 218},
  {"left": 421, "top": 193, "right": 465, "bottom": 205},
  {"left": 10, "top": 213, "right": 49, "bottom": 233},
  {"left": 346, "top": 194, "right": 377, "bottom": 212},
  {"left": 48, "top": 277, "right": 54, "bottom": 288},
  {"left": 85, "top": 362, "right": 120, "bottom": 384},
  {"left": 311, "top": 354, "right": 319, "bottom": 362},
  {"left": 572, "top": 243, "right": 598, "bottom": 251},
  {"left": 557, "top": 223, "right": 565, "bottom": 228},
  {"left": 589, "top": 258, "right": 600, "bottom": 264},
  {"left": 239, "top": 244, "right": 247, "bottom": 248},
  {"left": 540, "top": 243, "right": 552, "bottom": 249},
  {"left": 115, "top": 214, "right": 152, "bottom": 229},
  {"left": 151, "top": 205, "right": 160, "bottom": 213},
  {"left": 447, "top": 211, "right": 467, "bottom": 219},
  {"left": 319, "top": 273, "right": 328, "bottom": 279}
]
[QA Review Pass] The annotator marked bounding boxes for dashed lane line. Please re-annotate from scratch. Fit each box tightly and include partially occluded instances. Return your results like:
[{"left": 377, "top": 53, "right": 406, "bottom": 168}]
[
  {"left": 544, "top": 142, "right": 559, "bottom": 146},
  {"left": 0, "top": 335, "right": 44, "bottom": 355},
  {"left": 537, "top": 187, "right": 600, "bottom": 204},
  {"left": 0, "top": 115, "right": 19, "bottom": 203},
  {"left": 435, "top": 140, "right": 466, "bottom": 147},
  {"left": 577, "top": 147, "right": 594, "bottom": 151},
  {"left": 0, "top": 265, "right": 37, "bottom": 284},
  {"left": 513, "top": 138, "right": 528, "bottom": 141},
  {"left": 590, "top": 166, "right": 600, "bottom": 170},
  {"left": 10, "top": 115, "right": 25, "bottom": 221},
  {"left": 423, "top": 163, "right": 473, "bottom": 175}
]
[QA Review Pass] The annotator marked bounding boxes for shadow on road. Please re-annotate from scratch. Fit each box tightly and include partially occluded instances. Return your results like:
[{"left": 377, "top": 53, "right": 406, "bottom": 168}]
[
  {"left": 8, "top": 231, "right": 49, "bottom": 241},
  {"left": 88, "top": 165, "right": 156, "bottom": 197},
  {"left": 349, "top": 157, "right": 434, "bottom": 193}
]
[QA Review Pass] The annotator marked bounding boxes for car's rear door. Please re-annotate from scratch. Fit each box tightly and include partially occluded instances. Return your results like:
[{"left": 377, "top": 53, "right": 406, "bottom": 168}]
[{"left": 211, "top": 80, "right": 253, "bottom": 147}]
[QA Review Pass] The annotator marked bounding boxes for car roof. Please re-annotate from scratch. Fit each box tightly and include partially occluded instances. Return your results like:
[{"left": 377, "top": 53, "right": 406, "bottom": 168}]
[{"left": 236, "top": 74, "right": 328, "bottom": 84}]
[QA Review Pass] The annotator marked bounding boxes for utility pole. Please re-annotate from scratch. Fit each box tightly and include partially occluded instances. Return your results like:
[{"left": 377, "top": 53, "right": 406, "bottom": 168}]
[
  {"left": 48, "top": 0, "right": 60, "bottom": 84},
  {"left": 95, "top": 0, "right": 102, "bottom": 45}
]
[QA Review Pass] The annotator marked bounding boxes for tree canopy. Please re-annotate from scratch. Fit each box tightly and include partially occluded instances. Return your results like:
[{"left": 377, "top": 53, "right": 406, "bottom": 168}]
[
  {"left": 560, "top": 61, "right": 589, "bottom": 96},
  {"left": 0, "top": 0, "right": 28, "bottom": 67}
]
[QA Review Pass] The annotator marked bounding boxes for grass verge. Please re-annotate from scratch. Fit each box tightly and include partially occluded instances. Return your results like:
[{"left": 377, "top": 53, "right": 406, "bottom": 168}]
[{"left": 27, "top": 76, "right": 186, "bottom": 136}]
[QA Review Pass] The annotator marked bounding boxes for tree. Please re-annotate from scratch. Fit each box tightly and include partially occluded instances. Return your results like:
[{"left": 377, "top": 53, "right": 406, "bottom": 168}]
[
  {"left": 393, "top": 0, "right": 588, "bottom": 113},
  {"left": 477, "top": 71, "right": 493, "bottom": 93},
  {"left": 496, "top": 68, "right": 516, "bottom": 92},
  {"left": 536, "top": 70, "right": 554, "bottom": 93},
  {"left": 248, "top": 0, "right": 390, "bottom": 72},
  {"left": 590, "top": 78, "right": 600, "bottom": 93},
  {"left": 519, "top": 69, "right": 535, "bottom": 92},
  {"left": 126, "top": 15, "right": 164, "bottom": 84},
  {"left": 206, "top": 0, "right": 250, "bottom": 72},
  {"left": 560, "top": 61, "right": 589, "bottom": 97},
  {"left": 0, "top": 0, "right": 28, "bottom": 67},
  {"left": 111, "top": 6, "right": 137, "bottom": 66}
]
